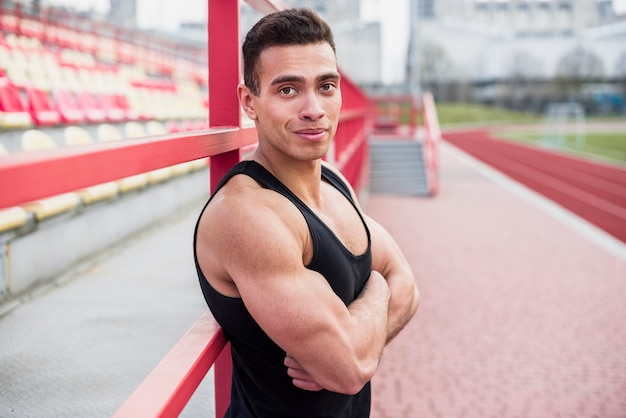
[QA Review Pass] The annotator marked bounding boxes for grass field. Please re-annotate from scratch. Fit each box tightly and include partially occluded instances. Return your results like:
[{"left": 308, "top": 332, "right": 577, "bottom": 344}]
[
  {"left": 497, "top": 131, "right": 626, "bottom": 163},
  {"left": 434, "top": 103, "right": 541, "bottom": 126}
]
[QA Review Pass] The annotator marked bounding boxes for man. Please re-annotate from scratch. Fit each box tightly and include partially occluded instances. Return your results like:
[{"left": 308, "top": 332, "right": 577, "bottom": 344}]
[{"left": 193, "top": 8, "right": 419, "bottom": 417}]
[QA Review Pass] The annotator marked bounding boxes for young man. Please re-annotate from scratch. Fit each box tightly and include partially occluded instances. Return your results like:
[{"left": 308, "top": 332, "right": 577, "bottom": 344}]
[{"left": 193, "top": 8, "right": 419, "bottom": 417}]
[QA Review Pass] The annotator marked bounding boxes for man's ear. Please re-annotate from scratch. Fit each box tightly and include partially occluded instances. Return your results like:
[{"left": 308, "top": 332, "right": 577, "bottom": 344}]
[{"left": 238, "top": 83, "right": 257, "bottom": 120}]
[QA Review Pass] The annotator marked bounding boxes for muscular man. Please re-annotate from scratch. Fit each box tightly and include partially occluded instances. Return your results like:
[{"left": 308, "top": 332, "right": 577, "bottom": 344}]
[{"left": 193, "top": 8, "right": 419, "bottom": 417}]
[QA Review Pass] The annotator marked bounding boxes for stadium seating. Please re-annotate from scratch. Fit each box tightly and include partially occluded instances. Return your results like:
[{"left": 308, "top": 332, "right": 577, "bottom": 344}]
[{"left": 1, "top": 2, "right": 211, "bottom": 222}]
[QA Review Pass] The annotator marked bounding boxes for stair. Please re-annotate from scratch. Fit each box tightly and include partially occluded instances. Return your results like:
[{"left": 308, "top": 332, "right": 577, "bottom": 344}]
[{"left": 369, "top": 140, "right": 430, "bottom": 196}]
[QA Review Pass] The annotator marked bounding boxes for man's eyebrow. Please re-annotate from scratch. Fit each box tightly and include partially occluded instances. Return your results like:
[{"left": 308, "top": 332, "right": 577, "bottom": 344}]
[
  {"left": 317, "top": 72, "right": 341, "bottom": 83},
  {"left": 270, "top": 72, "right": 341, "bottom": 86},
  {"left": 270, "top": 75, "right": 305, "bottom": 86}
]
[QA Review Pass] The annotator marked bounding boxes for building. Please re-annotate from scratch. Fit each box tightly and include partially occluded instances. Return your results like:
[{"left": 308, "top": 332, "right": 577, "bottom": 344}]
[
  {"left": 108, "top": 0, "right": 137, "bottom": 29},
  {"left": 402, "top": 0, "right": 626, "bottom": 106}
]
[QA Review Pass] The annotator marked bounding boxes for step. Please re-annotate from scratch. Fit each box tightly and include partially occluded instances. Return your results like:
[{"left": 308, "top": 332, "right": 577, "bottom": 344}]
[{"left": 369, "top": 140, "right": 430, "bottom": 196}]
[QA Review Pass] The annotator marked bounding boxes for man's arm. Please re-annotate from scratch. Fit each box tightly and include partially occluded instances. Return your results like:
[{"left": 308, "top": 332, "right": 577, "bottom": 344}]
[
  {"left": 196, "top": 183, "right": 391, "bottom": 395},
  {"left": 322, "top": 162, "right": 420, "bottom": 343}
]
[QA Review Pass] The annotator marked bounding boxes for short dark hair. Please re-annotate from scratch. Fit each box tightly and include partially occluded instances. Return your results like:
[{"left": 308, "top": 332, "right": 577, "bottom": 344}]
[{"left": 242, "top": 8, "right": 336, "bottom": 96}]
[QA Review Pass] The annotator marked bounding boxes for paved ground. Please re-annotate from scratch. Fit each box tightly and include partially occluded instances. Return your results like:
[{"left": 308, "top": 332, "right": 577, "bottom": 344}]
[
  {"left": 369, "top": 142, "right": 626, "bottom": 417},
  {"left": 1, "top": 141, "right": 625, "bottom": 417},
  {"left": 0, "top": 201, "right": 215, "bottom": 417}
]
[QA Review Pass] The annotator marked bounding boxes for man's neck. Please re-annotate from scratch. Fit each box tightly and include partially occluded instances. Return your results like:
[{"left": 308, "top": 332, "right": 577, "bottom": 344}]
[{"left": 251, "top": 148, "right": 324, "bottom": 208}]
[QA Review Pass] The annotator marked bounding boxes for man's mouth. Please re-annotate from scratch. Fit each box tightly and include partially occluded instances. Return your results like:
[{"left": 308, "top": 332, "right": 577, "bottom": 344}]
[{"left": 295, "top": 128, "right": 327, "bottom": 141}]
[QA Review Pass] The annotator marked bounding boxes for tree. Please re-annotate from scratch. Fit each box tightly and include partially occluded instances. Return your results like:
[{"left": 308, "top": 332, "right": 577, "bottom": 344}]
[
  {"left": 555, "top": 46, "right": 605, "bottom": 99},
  {"left": 504, "top": 50, "right": 544, "bottom": 110},
  {"left": 419, "top": 41, "right": 454, "bottom": 100}
]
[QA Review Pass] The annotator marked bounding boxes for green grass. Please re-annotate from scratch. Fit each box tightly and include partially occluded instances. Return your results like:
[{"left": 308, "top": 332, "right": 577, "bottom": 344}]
[
  {"left": 434, "top": 103, "right": 541, "bottom": 126},
  {"left": 498, "top": 131, "right": 626, "bottom": 163}
]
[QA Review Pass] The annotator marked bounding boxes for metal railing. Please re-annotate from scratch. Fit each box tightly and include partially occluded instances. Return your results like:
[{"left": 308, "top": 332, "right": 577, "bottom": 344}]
[{"left": 1, "top": 1, "right": 374, "bottom": 416}]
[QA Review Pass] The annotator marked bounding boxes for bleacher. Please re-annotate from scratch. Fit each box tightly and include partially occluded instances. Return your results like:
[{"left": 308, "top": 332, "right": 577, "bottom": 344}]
[{"left": 0, "top": 1, "right": 212, "bottom": 304}]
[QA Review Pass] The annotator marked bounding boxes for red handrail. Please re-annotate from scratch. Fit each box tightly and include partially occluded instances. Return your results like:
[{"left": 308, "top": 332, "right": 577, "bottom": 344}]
[
  {"left": 110, "top": 311, "right": 227, "bottom": 418},
  {"left": 371, "top": 94, "right": 419, "bottom": 136},
  {"left": 422, "top": 92, "right": 441, "bottom": 196}
]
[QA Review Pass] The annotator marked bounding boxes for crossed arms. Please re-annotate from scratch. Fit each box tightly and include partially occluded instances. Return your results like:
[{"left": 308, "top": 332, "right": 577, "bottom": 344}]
[{"left": 196, "top": 170, "right": 419, "bottom": 395}]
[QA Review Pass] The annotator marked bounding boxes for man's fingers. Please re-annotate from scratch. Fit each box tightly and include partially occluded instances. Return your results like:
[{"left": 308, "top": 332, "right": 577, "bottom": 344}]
[
  {"left": 285, "top": 355, "right": 323, "bottom": 391},
  {"left": 291, "top": 378, "right": 323, "bottom": 391},
  {"left": 284, "top": 355, "right": 299, "bottom": 368}
]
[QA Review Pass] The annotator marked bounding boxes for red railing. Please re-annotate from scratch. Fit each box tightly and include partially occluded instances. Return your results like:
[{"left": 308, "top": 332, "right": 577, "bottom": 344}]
[
  {"left": 371, "top": 94, "right": 419, "bottom": 136},
  {"left": 0, "top": 1, "right": 373, "bottom": 416},
  {"left": 422, "top": 92, "right": 440, "bottom": 196}
]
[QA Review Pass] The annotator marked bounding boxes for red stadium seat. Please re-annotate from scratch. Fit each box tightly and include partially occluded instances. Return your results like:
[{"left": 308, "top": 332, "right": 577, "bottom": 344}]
[
  {"left": 26, "top": 87, "right": 61, "bottom": 126},
  {"left": 53, "top": 89, "right": 85, "bottom": 124},
  {"left": 0, "top": 78, "right": 32, "bottom": 128},
  {"left": 114, "top": 94, "right": 141, "bottom": 121},
  {"left": 75, "top": 91, "right": 106, "bottom": 123},
  {"left": 97, "top": 93, "right": 125, "bottom": 122},
  {"left": 166, "top": 120, "right": 181, "bottom": 133}
]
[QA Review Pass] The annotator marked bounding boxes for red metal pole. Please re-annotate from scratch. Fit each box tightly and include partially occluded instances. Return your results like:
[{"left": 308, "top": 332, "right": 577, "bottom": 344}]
[
  {"left": 208, "top": 0, "right": 242, "bottom": 194},
  {"left": 207, "top": 1, "right": 242, "bottom": 415}
]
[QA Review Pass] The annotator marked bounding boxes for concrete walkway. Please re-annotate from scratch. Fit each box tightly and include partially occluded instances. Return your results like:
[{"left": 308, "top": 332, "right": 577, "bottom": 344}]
[
  {"left": 1, "top": 141, "right": 625, "bottom": 417},
  {"left": 0, "top": 200, "right": 215, "bottom": 417}
]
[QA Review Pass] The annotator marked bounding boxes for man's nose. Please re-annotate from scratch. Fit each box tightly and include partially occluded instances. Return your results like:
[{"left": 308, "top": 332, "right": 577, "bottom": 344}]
[{"left": 300, "top": 92, "right": 325, "bottom": 121}]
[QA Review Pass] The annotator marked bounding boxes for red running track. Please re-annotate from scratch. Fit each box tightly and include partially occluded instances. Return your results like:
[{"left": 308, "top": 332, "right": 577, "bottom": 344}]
[{"left": 443, "top": 129, "right": 626, "bottom": 243}]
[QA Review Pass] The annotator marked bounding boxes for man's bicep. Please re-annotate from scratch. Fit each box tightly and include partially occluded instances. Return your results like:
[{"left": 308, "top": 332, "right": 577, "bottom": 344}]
[{"left": 218, "top": 209, "right": 347, "bottom": 351}]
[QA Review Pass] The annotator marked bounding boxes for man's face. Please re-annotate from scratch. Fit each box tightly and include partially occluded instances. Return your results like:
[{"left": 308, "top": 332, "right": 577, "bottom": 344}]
[{"left": 240, "top": 42, "right": 342, "bottom": 162}]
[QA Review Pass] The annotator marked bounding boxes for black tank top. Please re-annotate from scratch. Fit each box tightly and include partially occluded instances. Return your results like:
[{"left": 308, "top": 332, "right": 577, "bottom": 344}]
[{"left": 193, "top": 161, "right": 373, "bottom": 417}]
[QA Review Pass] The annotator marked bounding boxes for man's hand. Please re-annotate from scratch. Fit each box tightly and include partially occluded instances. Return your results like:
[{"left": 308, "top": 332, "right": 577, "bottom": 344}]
[{"left": 285, "top": 355, "right": 323, "bottom": 391}]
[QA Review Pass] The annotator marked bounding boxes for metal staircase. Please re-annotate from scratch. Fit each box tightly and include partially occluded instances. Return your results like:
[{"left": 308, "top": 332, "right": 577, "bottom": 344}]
[{"left": 369, "top": 140, "right": 430, "bottom": 196}]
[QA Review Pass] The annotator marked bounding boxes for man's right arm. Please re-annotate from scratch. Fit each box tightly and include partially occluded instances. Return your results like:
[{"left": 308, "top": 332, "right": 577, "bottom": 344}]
[{"left": 196, "top": 184, "right": 391, "bottom": 395}]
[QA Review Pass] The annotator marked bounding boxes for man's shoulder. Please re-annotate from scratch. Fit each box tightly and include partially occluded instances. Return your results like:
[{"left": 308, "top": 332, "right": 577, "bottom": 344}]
[{"left": 201, "top": 173, "right": 303, "bottom": 238}]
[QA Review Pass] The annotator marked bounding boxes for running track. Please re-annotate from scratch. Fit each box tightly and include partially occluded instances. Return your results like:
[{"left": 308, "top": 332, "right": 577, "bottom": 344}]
[{"left": 442, "top": 129, "right": 626, "bottom": 243}]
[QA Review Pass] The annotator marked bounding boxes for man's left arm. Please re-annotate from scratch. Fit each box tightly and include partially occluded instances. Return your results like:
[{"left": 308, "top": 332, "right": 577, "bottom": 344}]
[
  {"left": 322, "top": 162, "right": 419, "bottom": 342},
  {"left": 366, "top": 215, "right": 420, "bottom": 343}
]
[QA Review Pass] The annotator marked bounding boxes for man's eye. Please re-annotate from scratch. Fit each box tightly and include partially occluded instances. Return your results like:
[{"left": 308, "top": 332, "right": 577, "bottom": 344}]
[
  {"left": 280, "top": 87, "right": 296, "bottom": 95},
  {"left": 320, "top": 83, "right": 336, "bottom": 92}
]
